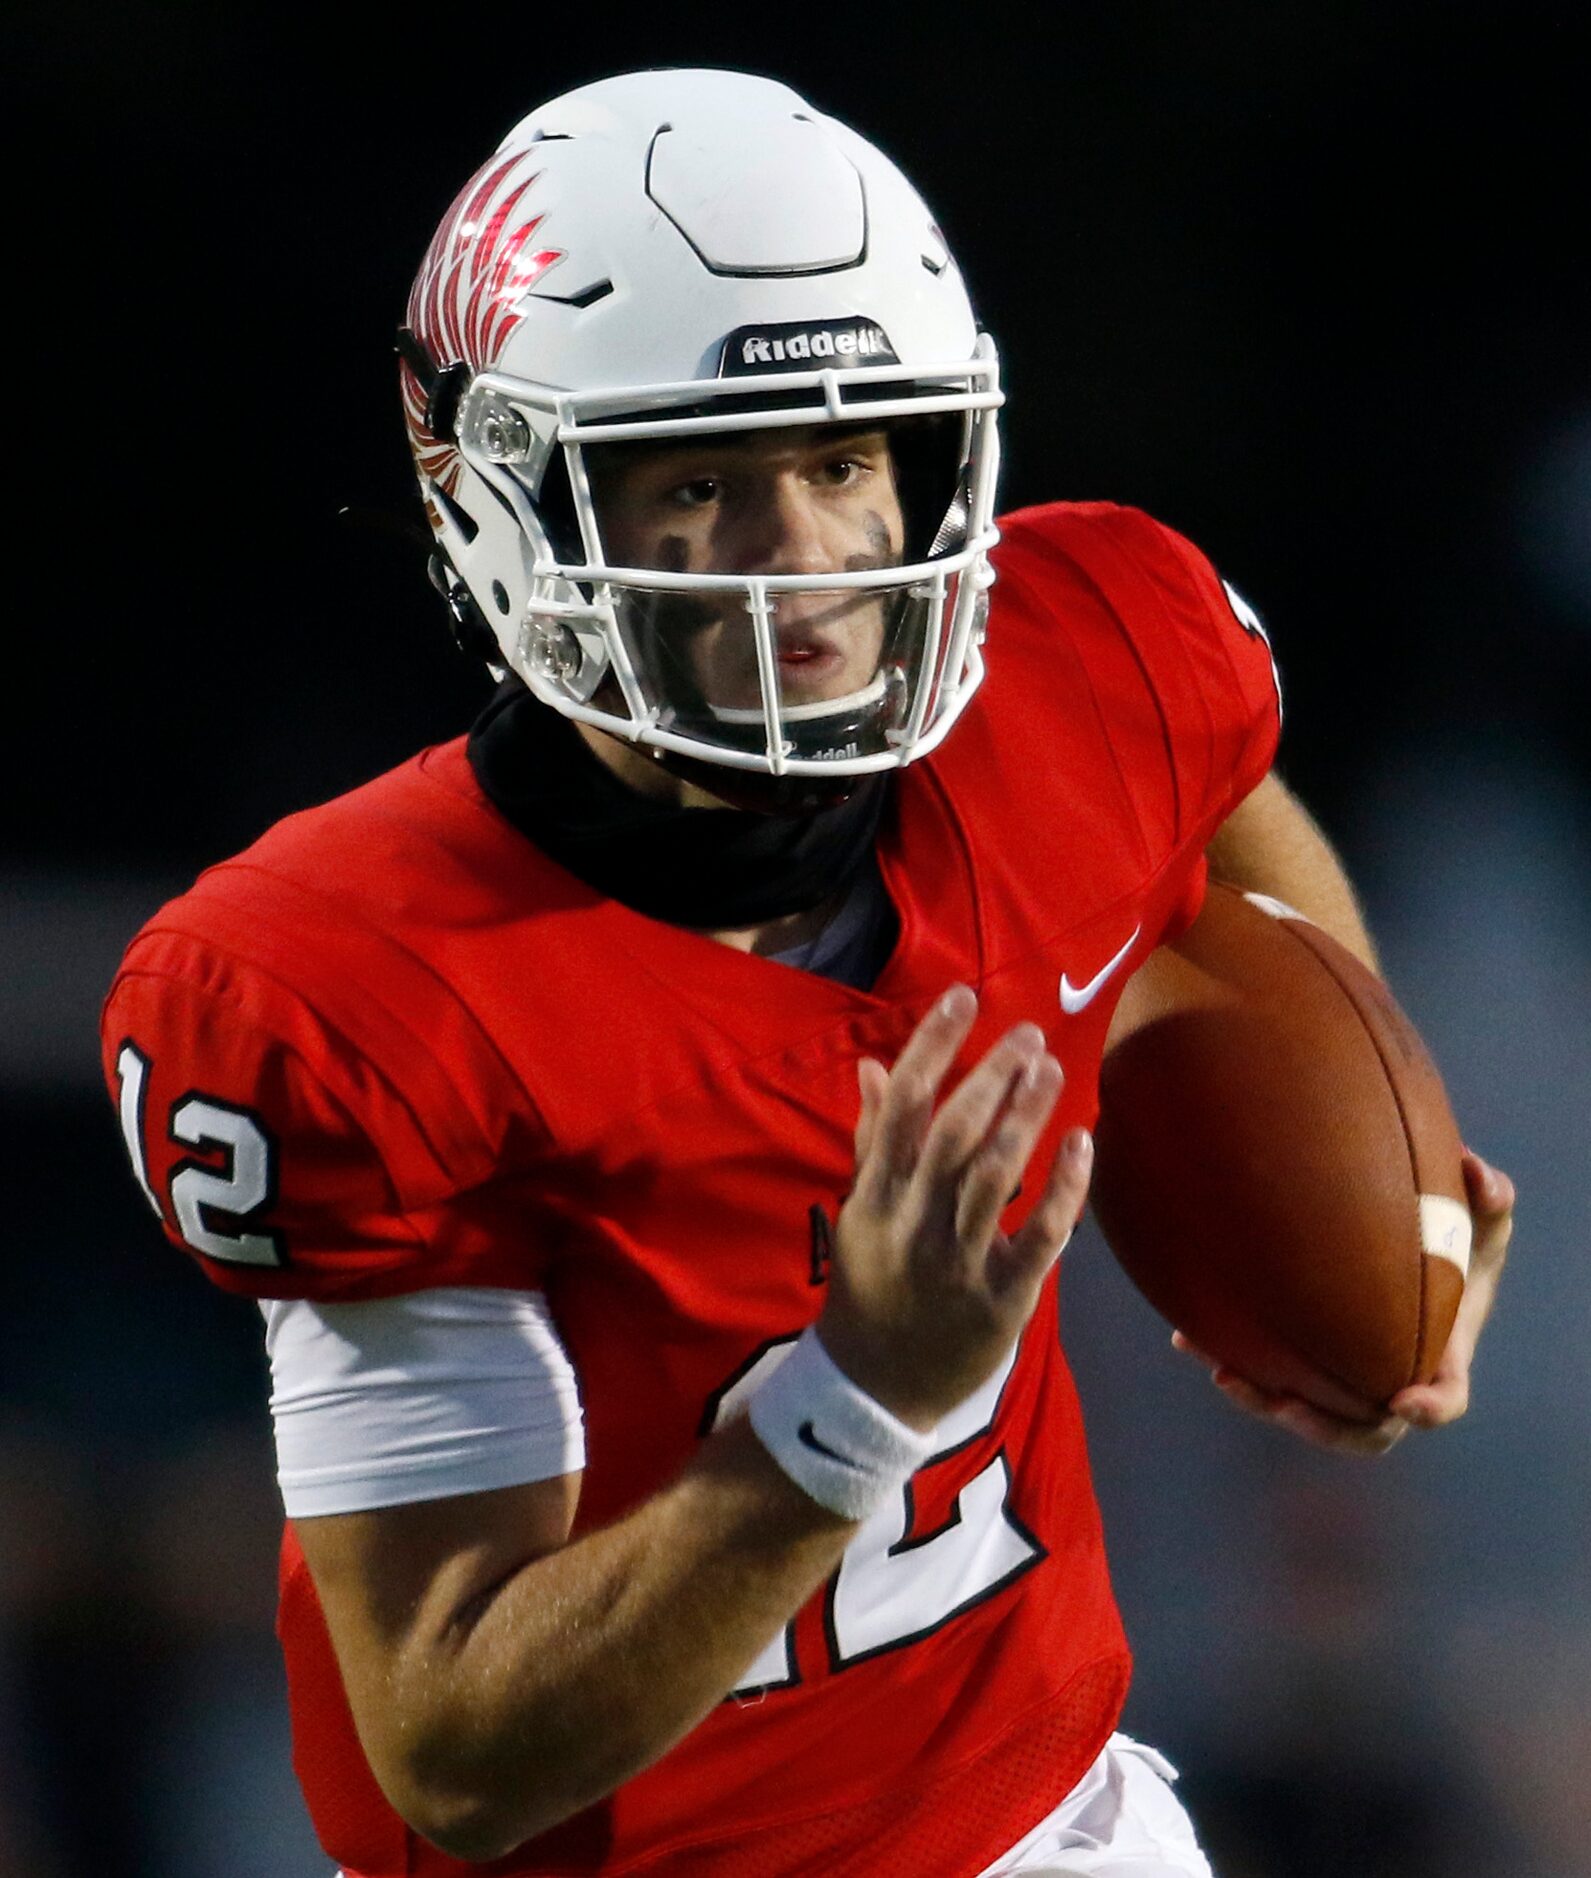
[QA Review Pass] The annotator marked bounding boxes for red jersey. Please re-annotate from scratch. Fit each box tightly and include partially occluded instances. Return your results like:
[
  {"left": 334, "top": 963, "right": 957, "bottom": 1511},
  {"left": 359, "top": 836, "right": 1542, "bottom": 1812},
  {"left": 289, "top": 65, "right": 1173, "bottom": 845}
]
[{"left": 101, "top": 502, "right": 1280, "bottom": 1877}]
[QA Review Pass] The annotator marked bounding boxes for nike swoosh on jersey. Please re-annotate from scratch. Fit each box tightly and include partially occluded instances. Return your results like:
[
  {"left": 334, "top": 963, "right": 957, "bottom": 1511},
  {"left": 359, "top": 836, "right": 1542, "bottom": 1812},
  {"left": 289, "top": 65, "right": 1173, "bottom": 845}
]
[
  {"left": 1059, "top": 925, "right": 1141, "bottom": 1014},
  {"left": 797, "top": 1420, "right": 865, "bottom": 1470}
]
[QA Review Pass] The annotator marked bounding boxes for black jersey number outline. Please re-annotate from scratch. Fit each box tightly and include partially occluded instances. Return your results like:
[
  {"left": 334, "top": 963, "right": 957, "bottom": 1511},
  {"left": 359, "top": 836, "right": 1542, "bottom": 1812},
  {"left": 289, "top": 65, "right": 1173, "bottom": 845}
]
[
  {"left": 115, "top": 1040, "right": 286, "bottom": 1268},
  {"left": 702, "top": 1336, "right": 1042, "bottom": 1693}
]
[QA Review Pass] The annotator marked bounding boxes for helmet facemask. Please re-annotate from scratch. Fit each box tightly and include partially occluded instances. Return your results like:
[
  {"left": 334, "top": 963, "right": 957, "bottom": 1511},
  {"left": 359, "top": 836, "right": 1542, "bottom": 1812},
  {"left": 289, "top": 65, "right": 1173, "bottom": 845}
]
[{"left": 452, "top": 352, "right": 1001, "bottom": 786}]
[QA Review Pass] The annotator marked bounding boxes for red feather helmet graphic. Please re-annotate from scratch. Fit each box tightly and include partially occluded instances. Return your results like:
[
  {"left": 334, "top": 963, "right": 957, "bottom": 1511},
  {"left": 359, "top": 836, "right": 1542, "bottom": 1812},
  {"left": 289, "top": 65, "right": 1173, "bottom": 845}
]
[{"left": 400, "top": 150, "right": 564, "bottom": 495}]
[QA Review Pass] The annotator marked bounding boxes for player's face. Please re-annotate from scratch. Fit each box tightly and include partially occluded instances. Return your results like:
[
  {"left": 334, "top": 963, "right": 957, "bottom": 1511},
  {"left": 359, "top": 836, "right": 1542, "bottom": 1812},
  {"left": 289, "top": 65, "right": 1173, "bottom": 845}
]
[{"left": 593, "top": 426, "right": 905, "bottom": 713}]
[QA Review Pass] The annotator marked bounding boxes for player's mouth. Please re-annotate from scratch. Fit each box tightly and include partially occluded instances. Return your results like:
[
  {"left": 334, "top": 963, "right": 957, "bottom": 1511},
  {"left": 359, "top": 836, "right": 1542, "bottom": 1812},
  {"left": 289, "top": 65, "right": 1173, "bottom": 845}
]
[
  {"left": 776, "top": 641, "right": 845, "bottom": 678},
  {"left": 774, "top": 636, "right": 853, "bottom": 702}
]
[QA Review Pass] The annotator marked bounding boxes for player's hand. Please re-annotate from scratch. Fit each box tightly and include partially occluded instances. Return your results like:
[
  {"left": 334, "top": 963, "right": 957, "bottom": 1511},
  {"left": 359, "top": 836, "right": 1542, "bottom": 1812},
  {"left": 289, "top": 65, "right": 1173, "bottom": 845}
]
[
  {"left": 1388, "top": 1148, "right": 1513, "bottom": 1428},
  {"left": 1172, "top": 1148, "right": 1514, "bottom": 1454},
  {"left": 1169, "top": 1331, "right": 1414, "bottom": 1455},
  {"left": 817, "top": 984, "right": 1092, "bottom": 1432}
]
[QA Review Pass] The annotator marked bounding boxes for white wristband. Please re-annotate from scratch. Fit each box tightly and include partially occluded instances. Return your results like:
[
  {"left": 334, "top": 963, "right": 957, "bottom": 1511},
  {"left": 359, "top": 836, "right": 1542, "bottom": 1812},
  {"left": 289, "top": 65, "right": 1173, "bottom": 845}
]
[{"left": 747, "top": 1328, "right": 936, "bottom": 1520}]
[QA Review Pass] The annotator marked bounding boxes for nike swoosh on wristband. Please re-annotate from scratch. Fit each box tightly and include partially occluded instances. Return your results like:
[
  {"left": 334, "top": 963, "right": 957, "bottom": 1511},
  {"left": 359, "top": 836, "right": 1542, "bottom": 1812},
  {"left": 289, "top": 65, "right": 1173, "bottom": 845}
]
[
  {"left": 1059, "top": 925, "right": 1141, "bottom": 1014},
  {"left": 797, "top": 1420, "right": 866, "bottom": 1469}
]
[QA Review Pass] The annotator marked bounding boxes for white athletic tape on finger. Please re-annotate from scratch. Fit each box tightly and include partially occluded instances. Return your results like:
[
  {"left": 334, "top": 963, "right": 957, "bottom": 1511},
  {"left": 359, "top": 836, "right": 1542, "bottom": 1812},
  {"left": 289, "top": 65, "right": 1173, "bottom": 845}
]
[
  {"left": 747, "top": 1328, "right": 936, "bottom": 1520},
  {"left": 1419, "top": 1195, "right": 1472, "bottom": 1276}
]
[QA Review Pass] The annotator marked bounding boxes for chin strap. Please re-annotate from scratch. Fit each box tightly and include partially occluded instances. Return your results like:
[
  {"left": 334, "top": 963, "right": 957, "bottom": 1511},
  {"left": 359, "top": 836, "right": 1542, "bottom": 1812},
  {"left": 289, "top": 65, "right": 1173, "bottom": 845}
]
[
  {"left": 426, "top": 552, "right": 501, "bottom": 665},
  {"left": 641, "top": 743, "right": 861, "bottom": 817}
]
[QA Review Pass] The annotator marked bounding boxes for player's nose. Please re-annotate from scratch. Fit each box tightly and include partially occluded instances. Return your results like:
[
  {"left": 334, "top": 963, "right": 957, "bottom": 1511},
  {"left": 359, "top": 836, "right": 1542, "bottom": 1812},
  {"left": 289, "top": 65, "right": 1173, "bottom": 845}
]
[{"left": 736, "top": 475, "right": 835, "bottom": 577}]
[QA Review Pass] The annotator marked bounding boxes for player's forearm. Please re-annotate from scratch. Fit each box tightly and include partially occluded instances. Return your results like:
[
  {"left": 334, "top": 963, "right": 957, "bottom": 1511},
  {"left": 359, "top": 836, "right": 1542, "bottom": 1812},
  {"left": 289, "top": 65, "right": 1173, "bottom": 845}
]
[
  {"left": 1205, "top": 771, "right": 1379, "bottom": 972},
  {"left": 305, "top": 1001, "right": 1079, "bottom": 1863},
  {"left": 358, "top": 1421, "right": 853, "bottom": 1860}
]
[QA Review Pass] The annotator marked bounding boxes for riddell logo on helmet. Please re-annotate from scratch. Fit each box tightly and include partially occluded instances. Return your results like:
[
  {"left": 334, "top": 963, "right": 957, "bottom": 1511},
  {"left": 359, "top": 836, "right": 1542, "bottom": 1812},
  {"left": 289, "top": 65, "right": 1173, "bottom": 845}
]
[
  {"left": 720, "top": 319, "right": 901, "bottom": 377},
  {"left": 740, "top": 327, "right": 889, "bottom": 366}
]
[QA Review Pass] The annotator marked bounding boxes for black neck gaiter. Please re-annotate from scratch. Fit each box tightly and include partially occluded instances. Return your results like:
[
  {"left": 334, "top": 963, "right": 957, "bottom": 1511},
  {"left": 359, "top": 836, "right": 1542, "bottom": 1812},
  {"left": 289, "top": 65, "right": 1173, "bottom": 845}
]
[{"left": 466, "top": 680, "right": 890, "bottom": 928}]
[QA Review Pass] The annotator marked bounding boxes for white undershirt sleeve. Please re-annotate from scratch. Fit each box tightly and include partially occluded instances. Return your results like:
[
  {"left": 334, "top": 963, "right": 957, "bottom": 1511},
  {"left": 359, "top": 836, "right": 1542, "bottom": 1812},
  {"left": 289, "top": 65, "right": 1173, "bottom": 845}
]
[{"left": 261, "top": 1287, "right": 585, "bottom": 1518}]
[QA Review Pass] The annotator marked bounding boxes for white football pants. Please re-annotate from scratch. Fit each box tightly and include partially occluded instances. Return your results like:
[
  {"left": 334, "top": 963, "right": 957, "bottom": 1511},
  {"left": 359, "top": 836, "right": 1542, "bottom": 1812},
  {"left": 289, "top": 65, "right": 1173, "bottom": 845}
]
[
  {"left": 974, "top": 1732, "right": 1215, "bottom": 1877},
  {"left": 336, "top": 1733, "right": 1211, "bottom": 1878}
]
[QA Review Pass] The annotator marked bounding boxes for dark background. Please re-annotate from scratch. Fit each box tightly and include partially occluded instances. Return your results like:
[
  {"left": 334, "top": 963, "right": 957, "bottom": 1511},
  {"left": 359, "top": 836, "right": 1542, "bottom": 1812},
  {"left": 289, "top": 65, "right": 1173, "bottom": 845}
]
[{"left": 4, "top": 4, "right": 1588, "bottom": 1874}]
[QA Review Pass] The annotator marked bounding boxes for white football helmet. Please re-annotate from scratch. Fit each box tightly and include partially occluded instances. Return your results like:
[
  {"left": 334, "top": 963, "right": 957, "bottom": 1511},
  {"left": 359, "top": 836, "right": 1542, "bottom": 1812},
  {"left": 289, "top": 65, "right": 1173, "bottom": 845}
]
[{"left": 399, "top": 69, "right": 1002, "bottom": 791}]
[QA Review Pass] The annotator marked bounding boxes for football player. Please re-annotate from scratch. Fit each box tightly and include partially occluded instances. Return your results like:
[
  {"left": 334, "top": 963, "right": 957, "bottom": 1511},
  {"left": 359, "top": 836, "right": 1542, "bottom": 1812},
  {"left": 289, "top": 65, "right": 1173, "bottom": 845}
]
[{"left": 102, "top": 70, "right": 1512, "bottom": 1878}]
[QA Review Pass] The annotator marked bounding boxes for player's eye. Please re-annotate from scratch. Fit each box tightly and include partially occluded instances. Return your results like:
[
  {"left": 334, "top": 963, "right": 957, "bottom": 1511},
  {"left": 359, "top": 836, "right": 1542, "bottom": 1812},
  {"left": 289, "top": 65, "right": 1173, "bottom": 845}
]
[
  {"left": 669, "top": 475, "right": 721, "bottom": 509},
  {"left": 817, "top": 457, "right": 865, "bottom": 486}
]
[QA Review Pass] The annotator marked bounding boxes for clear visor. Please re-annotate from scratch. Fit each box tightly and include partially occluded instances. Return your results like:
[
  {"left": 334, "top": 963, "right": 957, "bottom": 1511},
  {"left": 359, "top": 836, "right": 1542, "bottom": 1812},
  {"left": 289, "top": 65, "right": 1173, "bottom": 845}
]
[{"left": 600, "top": 571, "right": 964, "bottom": 766}]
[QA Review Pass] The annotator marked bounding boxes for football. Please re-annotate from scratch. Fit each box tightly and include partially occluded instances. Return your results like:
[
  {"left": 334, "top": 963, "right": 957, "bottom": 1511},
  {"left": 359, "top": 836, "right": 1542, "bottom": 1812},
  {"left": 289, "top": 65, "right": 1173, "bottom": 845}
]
[{"left": 1090, "top": 883, "right": 1471, "bottom": 1421}]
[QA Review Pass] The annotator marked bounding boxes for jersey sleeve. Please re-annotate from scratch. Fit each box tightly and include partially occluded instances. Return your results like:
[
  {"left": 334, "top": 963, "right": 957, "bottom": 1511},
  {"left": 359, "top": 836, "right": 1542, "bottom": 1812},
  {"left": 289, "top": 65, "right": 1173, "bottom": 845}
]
[
  {"left": 1148, "top": 511, "right": 1284, "bottom": 827},
  {"left": 102, "top": 926, "right": 547, "bottom": 1303},
  {"left": 998, "top": 501, "right": 1284, "bottom": 851}
]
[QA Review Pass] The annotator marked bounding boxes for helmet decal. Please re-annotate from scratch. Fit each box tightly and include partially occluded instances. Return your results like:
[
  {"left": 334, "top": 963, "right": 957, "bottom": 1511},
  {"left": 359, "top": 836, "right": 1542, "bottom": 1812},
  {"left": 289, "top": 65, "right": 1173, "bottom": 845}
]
[{"left": 401, "top": 150, "right": 564, "bottom": 492}]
